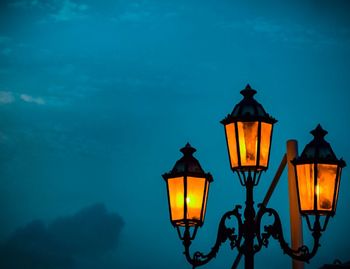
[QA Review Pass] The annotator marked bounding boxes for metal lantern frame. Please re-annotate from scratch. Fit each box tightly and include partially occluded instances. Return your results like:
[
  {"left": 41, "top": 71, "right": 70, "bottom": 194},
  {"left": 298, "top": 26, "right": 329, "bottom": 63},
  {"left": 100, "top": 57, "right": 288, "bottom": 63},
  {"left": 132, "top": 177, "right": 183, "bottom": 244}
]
[
  {"left": 221, "top": 85, "right": 277, "bottom": 185},
  {"left": 292, "top": 124, "right": 346, "bottom": 231},
  {"left": 162, "top": 143, "right": 213, "bottom": 239}
]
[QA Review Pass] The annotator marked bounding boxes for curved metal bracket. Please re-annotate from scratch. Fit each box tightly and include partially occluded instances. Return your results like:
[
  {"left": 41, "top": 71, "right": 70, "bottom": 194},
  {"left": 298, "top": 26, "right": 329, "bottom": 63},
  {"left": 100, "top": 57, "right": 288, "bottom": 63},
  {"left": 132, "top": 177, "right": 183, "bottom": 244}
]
[
  {"left": 255, "top": 204, "right": 321, "bottom": 262},
  {"left": 183, "top": 205, "right": 243, "bottom": 268}
]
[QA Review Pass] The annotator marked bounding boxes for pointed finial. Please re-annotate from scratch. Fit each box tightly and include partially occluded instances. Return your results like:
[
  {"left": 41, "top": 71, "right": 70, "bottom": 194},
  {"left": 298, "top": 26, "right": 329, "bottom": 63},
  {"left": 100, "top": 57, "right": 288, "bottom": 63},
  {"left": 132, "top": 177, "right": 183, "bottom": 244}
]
[
  {"left": 240, "top": 84, "right": 257, "bottom": 98},
  {"left": 180, "top": 142, "right": 196, "bottom": 156},
  {"left": 310, "top": 124, "right": 328, "bottom": 140}
]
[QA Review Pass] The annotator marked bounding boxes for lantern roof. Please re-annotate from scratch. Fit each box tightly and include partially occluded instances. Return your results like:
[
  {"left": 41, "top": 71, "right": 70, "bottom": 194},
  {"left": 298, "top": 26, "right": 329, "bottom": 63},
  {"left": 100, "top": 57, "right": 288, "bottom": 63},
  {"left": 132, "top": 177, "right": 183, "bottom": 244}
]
[
  {"left": 221, "top": 84, "right": 277, "bottom": 124},
  {"left": 293, "top": 124, "right": 346, "bottom": 167},
  {"left": 162, "top": 143, "right": 213, "bottom": 181}
]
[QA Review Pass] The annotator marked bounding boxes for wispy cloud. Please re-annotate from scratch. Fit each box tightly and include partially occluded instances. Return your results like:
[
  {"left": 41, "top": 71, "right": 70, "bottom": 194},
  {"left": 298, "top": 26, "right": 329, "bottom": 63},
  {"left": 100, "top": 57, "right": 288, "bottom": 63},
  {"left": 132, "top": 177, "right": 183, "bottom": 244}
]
[
  {"left": 0, "top": 91, "right": 14, "bottom": 104},
  {"left": 1, "top": 48, "right": 13, "bottom": 56},
  {"left": 118, "top": 11, "right": 151, "bottom": 23},
  {"left": 248, "top": 18, "right": 283, "bottom": 35},
  {"left": 0, "top": 36, "right": 11, "bottom": 44},
  {"left": 9, "top": 0, "right": 89, "bottom": 22},
  {"left": 0, "top": 131, "right": 9, "bottom": 143},
  {"left": 0, "top": 91, "right": 47, "bottom": 105},
  {"left": 9, "top": 0, "right": 42, "bottom": 8},
  {"left": 20, "top": 94, "right": 45, "bottom": 105},
  {"left": 0, "top": 91, "right": 63, "bottom": 106},
  {"left": 110, "top": 2, "right": 179, "bottom": 24},
  {"left": 217, "top": 17, "right": 348, "bottom": 47},
  {"left": 0, "top": 36, "right": 13, "bottom": 56},
  {"left": 51, "top": 0, "right": 89, "bottom": 22},
  {"left": 246, "top": 18, "right": 315, "bottom": 44}
]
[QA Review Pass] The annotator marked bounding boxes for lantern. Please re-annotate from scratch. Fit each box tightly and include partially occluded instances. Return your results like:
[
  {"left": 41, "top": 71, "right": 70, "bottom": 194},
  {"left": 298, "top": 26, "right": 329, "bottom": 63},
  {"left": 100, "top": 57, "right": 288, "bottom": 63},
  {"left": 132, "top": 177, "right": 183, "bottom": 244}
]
[
  {"left": 162, "top": 143, "right": 213, "bottom": 228},
  {"left": 292, "top": 125, "right": 346, "bottom": 217},
  {"left": 221, "top": 84, "right": 277, "bottom": 173}
]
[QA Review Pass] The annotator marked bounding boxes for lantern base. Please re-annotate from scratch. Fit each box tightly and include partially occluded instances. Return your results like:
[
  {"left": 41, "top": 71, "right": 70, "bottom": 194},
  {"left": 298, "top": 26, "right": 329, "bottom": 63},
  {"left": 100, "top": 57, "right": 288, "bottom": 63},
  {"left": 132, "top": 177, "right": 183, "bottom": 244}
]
[
  {"left": 236, "top": 170, "right": 263, "bottom": 186},
  {"left": 303, "top": 214, "right": 332, "bottom": 232},
  {"left": 176, "top": 225, "right": 199, "bottom": 240}
]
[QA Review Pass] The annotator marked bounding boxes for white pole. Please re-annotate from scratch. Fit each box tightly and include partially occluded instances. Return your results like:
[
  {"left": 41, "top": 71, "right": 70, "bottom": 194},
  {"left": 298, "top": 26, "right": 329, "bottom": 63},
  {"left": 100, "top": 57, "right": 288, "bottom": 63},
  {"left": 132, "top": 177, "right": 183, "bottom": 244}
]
[{"left": 286, "top": 140, "right": 304, "bottom": 269}]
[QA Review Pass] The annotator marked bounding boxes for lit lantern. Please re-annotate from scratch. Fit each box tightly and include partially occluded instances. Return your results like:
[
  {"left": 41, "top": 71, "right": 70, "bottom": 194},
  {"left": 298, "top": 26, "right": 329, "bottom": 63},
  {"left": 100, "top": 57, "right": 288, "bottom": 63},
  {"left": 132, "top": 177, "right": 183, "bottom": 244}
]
[
  {"left": 292, "top": 125, "right": 346, "bottom": 217},
  {"left": 221, "top": 84, "right": 277, "bottom": 173},
  {"left": 162, "top": 143, "right": 213, "bottom": 228}
]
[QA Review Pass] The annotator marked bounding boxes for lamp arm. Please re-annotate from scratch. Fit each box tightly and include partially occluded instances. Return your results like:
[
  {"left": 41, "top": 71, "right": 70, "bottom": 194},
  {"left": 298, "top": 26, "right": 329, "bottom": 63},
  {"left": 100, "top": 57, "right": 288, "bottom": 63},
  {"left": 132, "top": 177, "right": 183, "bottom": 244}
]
[
  {"left": 183, "top": 205, "right": 243, "bottom": 268},
  {"left": 255, "top": 204, "right": 321, "bottom": 262}
]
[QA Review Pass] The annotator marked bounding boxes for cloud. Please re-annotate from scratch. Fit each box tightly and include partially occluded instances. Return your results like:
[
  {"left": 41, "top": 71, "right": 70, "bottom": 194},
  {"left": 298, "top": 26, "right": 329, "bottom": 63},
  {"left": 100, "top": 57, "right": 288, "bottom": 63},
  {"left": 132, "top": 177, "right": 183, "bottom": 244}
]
[
  {"left": 20, "top": 94, "right": 46, "bottom": 105},
  {"left": 0, "top": 36, "right": 13, "bottom": 56},
  {"left": 119, "top": 11, "right": 151, "bottom": 23},
  {"left": 249, "top": 18, "right": 282, "bottom": 34},
  {"left": 0, "top": 91, "right": 14, "bottom": 104},
  {"left": 1, "top": 47, "right": 13, "bottom": 56},
  {"left": 9, "top": 0, "right": 41, "bottom": 8},
  {"left": 0, "top": 92, "right": 50, "bottom": 106},
  {"left": 48, "top": 204, "right": 123, "bottom": 256},
  {"left": 0, "top": 36, "right": 11, "bottom": 44},
  {"left": 51, "top": 0, "right": 89, "bottom": 22},
  {"left": 9, "top": 0, "right": 89, "bottom": 22},
  {"left": 0, "top": 131, "right": 9, "bottom": 142},
  {"left": 0, "top": 203, "right": 124, "bottom": 269},
  {"left": 216, "top": 17, "right": 345, "bottom": 47}
]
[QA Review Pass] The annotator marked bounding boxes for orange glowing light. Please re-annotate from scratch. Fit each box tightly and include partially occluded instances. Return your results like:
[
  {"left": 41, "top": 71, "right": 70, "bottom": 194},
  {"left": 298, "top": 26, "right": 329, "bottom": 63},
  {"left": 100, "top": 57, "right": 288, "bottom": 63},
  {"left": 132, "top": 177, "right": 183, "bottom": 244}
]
[
  {"left": 167, "top": 176, "right": 208, "bottom": 226},
  {"left": 237, "top": 122, "right": 258, "bottom": 166},
  {"left": 260, "top": 122, "right": 272, "bottom": 167},
  {"left": 225, "top": 123, "right": 238, "bottom": 168},
  {"left": 317, "top": 164, "right": 337, "bottom": 211},
  {"left": 296, "top": 163, "right": 338, "bottom": 214},
  {"left": 224, "top": 121, "right": 273, "bottom": 170},
  {"left": 168, "top": 177, "right": 184, "bottom": 221}
]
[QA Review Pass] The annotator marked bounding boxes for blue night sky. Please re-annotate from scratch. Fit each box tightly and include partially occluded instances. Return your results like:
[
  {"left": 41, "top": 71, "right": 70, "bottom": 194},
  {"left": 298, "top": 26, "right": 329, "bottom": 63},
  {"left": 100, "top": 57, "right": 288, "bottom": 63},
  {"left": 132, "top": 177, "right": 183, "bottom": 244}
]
[{"left": 0, "top": 0, "right": 350, "bottom": 268}]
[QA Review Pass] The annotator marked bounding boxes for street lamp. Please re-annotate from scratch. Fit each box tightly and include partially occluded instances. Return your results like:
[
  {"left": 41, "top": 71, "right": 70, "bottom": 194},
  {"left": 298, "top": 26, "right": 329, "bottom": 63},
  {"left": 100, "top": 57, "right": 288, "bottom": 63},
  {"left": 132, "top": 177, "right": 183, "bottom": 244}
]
[
  {"left": 292, "top": 124, "right": 346, "bottom": 231},
  {"left": 162, "top": 143, "right": 213, "bottom": 239},
  {"left": 162, "top": 84, "right": 346, "bottom": 269},
  {"left": 221, "top": 84, "right": 277, "bottom": 184}
]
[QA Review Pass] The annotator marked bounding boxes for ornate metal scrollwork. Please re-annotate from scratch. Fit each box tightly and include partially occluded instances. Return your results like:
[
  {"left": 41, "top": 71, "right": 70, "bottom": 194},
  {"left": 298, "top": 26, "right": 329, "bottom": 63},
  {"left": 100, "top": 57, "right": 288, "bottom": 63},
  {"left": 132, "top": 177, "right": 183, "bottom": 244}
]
[
  {"left": 182, "top": 184, "right": 324, "bottom": 269},
  {"left": 255, "top": 204, "right": 321, "bottom": 262},
  {"left": 183, "top": 205, "right": 243, "bottom": 268}
]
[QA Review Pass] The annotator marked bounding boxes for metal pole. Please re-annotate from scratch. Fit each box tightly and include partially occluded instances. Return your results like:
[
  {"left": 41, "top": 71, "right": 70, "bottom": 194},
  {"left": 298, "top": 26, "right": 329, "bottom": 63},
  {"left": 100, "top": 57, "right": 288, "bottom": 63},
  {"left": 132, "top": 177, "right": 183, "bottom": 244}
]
[
  {"left": 232, "top": 154, "right": 287, "bottom": 269},
  {"left": 286, "top": 140, "right": 304, "bottom": 269},
  {"left": 243, "top": 173, "right": 255, "bottom": 269}
]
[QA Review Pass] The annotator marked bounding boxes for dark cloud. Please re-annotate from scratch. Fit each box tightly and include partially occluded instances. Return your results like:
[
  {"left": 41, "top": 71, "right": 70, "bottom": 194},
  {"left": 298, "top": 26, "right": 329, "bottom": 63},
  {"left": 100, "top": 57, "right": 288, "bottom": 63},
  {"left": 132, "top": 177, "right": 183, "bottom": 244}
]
[{"left": 0, "top": 203, "right": 124, "bottom": 269}]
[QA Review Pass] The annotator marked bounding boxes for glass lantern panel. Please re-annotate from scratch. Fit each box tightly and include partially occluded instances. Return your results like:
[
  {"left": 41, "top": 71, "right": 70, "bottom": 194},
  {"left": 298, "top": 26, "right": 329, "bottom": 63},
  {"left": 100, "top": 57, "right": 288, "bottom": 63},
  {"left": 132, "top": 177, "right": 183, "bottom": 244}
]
[
  {"left": 260, "top": 122, "right": 272, "bottom": 167},
  {"left": 296, "top": 164, "right": 314, "bottom": 211},
  {"left": 237, "top": 122, "right": 258, "bottom": 166},
  {"left": 225, "top": 123, "right": 238, "bottom": 168},
  {"left": 187, "top": 177, "right": 206, "bottom": 222},
  {"left": 316, "top": 164, "right": 338, "bottom": 211},
  {"left": 168, "top": 177, "right": 184, "bottom": 222}
]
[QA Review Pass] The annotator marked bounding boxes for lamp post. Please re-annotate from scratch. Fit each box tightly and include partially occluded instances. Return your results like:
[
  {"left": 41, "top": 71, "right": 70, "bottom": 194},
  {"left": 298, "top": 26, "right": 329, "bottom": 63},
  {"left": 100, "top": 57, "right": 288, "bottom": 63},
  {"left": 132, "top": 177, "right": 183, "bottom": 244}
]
[{"left": 162, "top": 84, "right": 346, "bottom": 269}]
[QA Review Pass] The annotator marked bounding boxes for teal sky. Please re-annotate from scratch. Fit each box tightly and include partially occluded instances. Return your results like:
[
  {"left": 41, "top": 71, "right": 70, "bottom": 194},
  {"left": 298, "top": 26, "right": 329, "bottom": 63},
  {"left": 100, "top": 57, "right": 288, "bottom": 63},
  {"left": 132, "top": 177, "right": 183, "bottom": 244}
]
[{"left": 0, "top": 0, "right": 350, "bottom": 268}]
